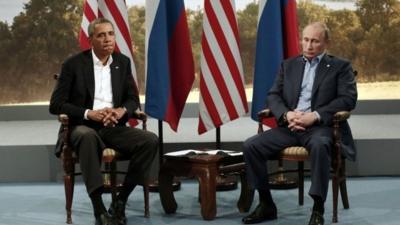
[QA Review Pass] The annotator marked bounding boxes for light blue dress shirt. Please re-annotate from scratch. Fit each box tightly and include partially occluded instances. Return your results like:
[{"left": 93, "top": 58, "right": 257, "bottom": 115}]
[{"left": 296, "top": 53, "right": 325, "bottom": 113}]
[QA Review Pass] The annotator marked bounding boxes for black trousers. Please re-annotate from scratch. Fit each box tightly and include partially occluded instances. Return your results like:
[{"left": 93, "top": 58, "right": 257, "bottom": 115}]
[
  {"left": 243, "top": 126, "right": 332, "bottom": 201},
  {"left": 70, "top": 125, "right": 158, "bottom": 194}
]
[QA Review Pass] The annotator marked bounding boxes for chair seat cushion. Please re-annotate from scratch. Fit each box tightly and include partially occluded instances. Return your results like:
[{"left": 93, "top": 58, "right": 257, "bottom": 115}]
[{"left": 281, "top": 146, "right": 309, "bottom": 161}]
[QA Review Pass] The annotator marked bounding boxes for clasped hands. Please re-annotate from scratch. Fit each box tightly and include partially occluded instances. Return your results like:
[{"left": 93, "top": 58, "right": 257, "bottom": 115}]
[
  {"left": 87, "top": 107, "right": 127, "bottom": 127},
  {"left": 286, "top": 110, "right": 318, "bottom": 132}
]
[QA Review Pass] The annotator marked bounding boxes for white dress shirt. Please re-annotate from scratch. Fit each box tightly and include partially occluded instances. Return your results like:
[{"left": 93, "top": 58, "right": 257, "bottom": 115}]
[{"left": 84, "top": 50, "right": 114, "bottom": 119}]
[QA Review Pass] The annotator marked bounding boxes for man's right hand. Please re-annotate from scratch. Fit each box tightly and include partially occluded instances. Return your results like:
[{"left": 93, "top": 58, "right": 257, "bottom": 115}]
[
  {"left": 87, "top": 109, "right": 108, "bottom": 123},
  {"left": 287, "top": 111, "right": 306, "bottom": 132},
  {"left": 287, "top": 110, "right": 318, "bottom": 132}
]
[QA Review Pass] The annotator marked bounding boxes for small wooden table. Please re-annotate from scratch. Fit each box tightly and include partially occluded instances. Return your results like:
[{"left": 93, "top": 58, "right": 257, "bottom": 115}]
[{"left": 158, "top": 152, "right": 254, "bottom": 220}]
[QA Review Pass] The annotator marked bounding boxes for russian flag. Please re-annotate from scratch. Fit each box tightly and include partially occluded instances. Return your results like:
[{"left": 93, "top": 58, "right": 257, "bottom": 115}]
[
  {"left": 145, "top": 0, "right": 195, "bottom": 131},
  {"left": 251, "top": 0, "right": 300, "bottom": 125}
]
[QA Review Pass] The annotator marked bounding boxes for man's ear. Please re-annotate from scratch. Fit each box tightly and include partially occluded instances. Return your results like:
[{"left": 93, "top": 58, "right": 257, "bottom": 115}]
[{"left": 88, "top": 36, "right": 93, "bottom": 44}]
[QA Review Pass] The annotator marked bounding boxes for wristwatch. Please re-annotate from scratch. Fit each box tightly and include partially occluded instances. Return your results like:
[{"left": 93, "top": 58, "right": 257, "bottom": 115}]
[{"left": 283, "top": 112, "right": 288, "bottom": 123}]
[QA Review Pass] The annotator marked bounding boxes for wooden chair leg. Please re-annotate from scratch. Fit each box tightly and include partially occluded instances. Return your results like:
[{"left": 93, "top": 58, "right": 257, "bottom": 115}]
[
  {"left": 339, "top": 179, "right": 349, "bottom": 209},
  {"left": 109, "top": 161, "right": 117, "bottom": 202},
  {"left": 332, "top": 174, "right": 339, "bottom": 223},
  {"left": 298, "top": 161, "right": 304, "bottom": 206},
  {"left": 339, "top": 161, "right": 349, "bottom": 209},
  {"left": 64, "top": 174, "right": 74, "bottom": 224},
  {"left": 143, "top": 183, "right": 150, "bottom": 218}
]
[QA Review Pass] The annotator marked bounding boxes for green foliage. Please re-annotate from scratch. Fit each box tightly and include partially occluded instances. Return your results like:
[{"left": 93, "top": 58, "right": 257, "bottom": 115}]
[
  {"left": 237, "top": 3, "right": 258, "bottom": 85},
  {"left": 354, "top": 0, "right": 400, "bottom": 81},
  {"left": 0, "top": 0, "right": 81, "bottom": 104},
  {"left": 1, "top": 0, "right": 400, "bottom": 104},
  {"left": 187, "top": 8, "right": 204, "bottom": 89},
  {"left": 128, "top": 5, "right": 146, "bottom": 92}
]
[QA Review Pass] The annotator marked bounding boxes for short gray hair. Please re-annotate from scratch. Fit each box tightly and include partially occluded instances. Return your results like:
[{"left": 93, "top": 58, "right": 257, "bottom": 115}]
[
  {"left": 305, "top": 22, "right": 330, "bottom": 41},
  {"left": 87, "top": 18, "right": 114, "bottom": 37}
]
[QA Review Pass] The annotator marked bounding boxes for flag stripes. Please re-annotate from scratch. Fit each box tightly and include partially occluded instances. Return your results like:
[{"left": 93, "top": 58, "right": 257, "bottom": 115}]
[{"left": 198, "top": 0, "right": 248, "bottom": 134}]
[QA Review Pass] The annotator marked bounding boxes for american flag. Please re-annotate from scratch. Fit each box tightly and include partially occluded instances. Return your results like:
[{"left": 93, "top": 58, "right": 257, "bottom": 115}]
[
  {"left": 79, "top": 0, "right": 139, "bottom": 126},
  {"left": 198, "top": 0, "right": 248, "bottom": 134}
]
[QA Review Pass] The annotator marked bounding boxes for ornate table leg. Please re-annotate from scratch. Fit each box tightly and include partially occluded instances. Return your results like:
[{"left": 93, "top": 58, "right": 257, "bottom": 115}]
[{"left": 196, "top": 166, "right": 217, "bottom": 220}]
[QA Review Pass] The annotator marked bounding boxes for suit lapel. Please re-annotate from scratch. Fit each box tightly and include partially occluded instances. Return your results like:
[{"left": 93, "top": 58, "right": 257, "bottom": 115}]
[
  {"left": 83, "top": 51, "right": 95, "bottom": 101},
  {"left": 110, "top": 54, "right": 121, "bottom": 106},
  {"left": 292, "top": 57, "right": 306, "bottom": 108},
  {"left": 312, "top": 55, "right": 332, "bottom": 96}
]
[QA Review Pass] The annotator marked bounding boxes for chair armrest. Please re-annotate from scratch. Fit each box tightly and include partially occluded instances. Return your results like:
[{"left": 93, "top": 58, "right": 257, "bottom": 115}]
[
  {"left": 257, "top": 109, "right": 272, "bottom": 133},
  {"left": 333, "top": 111, "right": 351, "bottom": 122},
  {"left": 257, "top": 109, "right": 272, "bottom": 120},
  {"left": 132, "top": 110, "right": 147, "bottom": 122},
  {"left": 132, "top": 110, "right": 148, "bottom": 131},
  {"left": 58, "top": 114, "right": 69, "bottom": 126}
]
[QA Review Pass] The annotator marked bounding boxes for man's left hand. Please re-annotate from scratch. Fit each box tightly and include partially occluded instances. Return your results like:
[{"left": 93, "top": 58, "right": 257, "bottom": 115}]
[
  {"left": 102, "top": 107, "right": 127, "bottom": 127},
  {"left": 293, "top": 112, "right": 318, "bottom": 128}
]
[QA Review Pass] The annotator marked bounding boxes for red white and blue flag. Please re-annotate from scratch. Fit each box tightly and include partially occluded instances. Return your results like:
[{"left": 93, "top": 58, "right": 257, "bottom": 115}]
[
  {"left": 198, "top": 0, "right": 248, "bottom": 134},
  {"left": 251, "top": 0, "right": 300, "bottom": 125},
  {"left": 145, "top": 0, "right": 195, "bottom": 132}
]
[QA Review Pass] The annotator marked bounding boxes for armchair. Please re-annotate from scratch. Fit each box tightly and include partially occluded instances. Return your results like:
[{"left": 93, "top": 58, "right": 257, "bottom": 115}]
[
  {"left": 257, "top": 109, "right": 350, "bottom": 223},
  {"left": 58, "top": 111, "right": 150, "bottom": 224}
]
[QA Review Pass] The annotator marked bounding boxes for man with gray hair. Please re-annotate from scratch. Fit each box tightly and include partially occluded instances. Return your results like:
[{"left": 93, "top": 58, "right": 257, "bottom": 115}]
[
  {"left": 50, "top": 18, "right": 158, "bottom": 225},
  {"left": 242, "top": 22, "right": 357, "bottom": 225}
]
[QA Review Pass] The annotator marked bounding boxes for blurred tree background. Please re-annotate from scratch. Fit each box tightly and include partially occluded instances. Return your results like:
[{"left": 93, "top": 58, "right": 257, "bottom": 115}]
[{"left": 0, "top": 0, "right": 399, "bottom": 104}]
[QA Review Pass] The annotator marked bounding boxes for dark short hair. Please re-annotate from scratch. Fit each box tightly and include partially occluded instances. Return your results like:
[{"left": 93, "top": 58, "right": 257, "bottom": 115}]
[{"left": 87, "top": 18, "right": 114, "bottom": 37}]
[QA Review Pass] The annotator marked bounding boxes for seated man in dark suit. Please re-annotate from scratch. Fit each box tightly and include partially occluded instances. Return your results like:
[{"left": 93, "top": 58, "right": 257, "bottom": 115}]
[
  {"left": 242, "top": 22, "right": 357, "bottom": 225},
  {"left": 50, "top": 18, "right": 158, "bottom": 225}
]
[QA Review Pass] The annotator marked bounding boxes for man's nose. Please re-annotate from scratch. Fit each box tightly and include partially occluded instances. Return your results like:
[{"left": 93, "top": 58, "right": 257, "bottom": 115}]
[
  {"left": 104, "top": 34, "right": 112, "bottom": 42},
  {"left": 306, "top": 42, "right": 312, "bottom": 49}
]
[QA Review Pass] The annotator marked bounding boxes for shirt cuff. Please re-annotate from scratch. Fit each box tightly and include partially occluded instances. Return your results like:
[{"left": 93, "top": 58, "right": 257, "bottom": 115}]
[
  {"left": 84, "top": 109, "right": 89, "bottom": 120},
  {"left": 313, "top": 111, "right": 321, "bottom": 122}
]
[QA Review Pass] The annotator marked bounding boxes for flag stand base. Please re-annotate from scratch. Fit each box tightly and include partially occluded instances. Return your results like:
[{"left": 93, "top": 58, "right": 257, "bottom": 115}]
[
  {"left": 216, "top": 174, "right": 238, "bottom": 191},
  {"left": 148, "top": 178, "right": 181, "bottom": 192},
  {"left": 269, "top": 173, "right": 298, "bottom": 189}
]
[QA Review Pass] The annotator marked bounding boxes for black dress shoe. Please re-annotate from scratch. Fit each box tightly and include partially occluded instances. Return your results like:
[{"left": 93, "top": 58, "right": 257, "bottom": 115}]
[
  {"left": 308, "top": 211, "right": 324, "bottom": 225},
  {"left": 242, "top": 203, "right": 277, "bottom": 224},
  {"left": 95, "top": 212, "right": 115, "bottom": 225},
  {"left": 109, "top": 200, "right": 127, "bottom": 225}
]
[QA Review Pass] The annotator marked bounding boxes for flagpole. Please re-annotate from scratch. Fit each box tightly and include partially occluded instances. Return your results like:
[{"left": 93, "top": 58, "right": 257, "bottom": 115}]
[
  {"left": 149, "top": 120, "right": 181, "bottom": 192},
  {"left": 215, "top": 126, "right": 238, "bottom": 191},
  {"left": 216, "top": 127, "right": 221, "bottom": 149},
  {"left": 158, "top": 120, "right": 163, "bottom": 165}
]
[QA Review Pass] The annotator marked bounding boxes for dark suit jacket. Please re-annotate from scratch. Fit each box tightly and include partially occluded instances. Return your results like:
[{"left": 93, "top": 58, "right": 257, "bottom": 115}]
[
  {"left": 267, "top": 54, "right": 358, "bottom": 161},
  {"left": 49, "top": 49, "right": 139, "bottom": 156}
]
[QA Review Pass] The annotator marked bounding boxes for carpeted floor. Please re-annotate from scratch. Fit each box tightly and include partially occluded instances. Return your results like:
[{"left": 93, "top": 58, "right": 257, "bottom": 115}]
[{"left": 0, "top": 177, "right": 399, "bottom": 225}]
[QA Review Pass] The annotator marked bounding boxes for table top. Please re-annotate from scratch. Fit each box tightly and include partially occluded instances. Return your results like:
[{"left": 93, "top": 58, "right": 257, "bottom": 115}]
[{"left": 164, "top": 149, "right": 243, "bottom": 165}]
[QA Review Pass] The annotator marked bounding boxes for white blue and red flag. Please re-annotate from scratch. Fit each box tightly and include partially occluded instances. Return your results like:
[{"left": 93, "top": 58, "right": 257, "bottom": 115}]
[
  {"left": 251, "top": 0, "right": 300, "bottom": 126},
  {"left": 145, "top": 0, "right": 195, "bottom": 131}
]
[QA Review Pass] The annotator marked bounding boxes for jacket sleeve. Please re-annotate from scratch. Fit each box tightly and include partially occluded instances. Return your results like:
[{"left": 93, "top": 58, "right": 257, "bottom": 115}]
[
  {"left": 266, "top": 62, "right": 291, "bottom": 126},
  {"left": 49, "top": 60, "right": 86, "bottom": 119}
]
